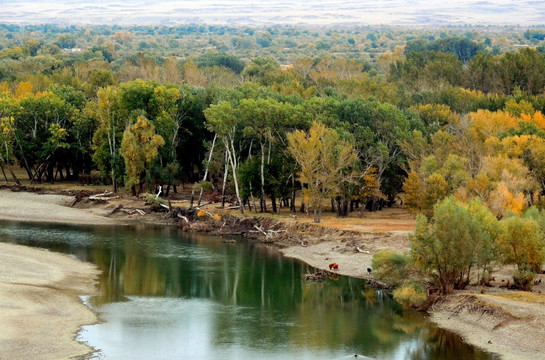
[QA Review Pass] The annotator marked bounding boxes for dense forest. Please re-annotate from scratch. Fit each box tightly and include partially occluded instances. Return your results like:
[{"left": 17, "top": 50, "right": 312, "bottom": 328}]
[{"left": 2, "top": 23, "right": 545, "bottom": 295}]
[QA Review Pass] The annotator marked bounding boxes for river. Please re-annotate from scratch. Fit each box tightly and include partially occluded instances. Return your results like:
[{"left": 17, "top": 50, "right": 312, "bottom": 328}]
[{"left": 0, "top": 221, "right": 498, "bottom": 360}]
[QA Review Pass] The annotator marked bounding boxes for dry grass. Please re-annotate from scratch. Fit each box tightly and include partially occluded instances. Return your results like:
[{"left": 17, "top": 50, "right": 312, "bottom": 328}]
[{"left": 488, "top": 291, "right": 545, "bottom": 305}]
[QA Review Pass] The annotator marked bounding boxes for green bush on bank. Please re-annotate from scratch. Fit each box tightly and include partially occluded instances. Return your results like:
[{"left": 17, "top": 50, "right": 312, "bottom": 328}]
[{"left": 372, "top": 250, "right": 408, "bottom": 286}]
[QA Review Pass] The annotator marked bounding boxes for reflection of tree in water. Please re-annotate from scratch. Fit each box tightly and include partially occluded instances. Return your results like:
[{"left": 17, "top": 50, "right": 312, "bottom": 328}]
[
  {"left": 17, "top": 223, "right": 490, "bottom": 360},
  {"left": 404, "top": 325, "right": 495, "bottom": 360},
  {"left": 90, "top": 245, "right": 127, "bottom": 306}
]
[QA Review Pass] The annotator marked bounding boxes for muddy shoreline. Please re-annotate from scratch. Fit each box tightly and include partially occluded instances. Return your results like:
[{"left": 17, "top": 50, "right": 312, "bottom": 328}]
[{"left": 1, "top": 188, "right": 545, "bottom": 360}]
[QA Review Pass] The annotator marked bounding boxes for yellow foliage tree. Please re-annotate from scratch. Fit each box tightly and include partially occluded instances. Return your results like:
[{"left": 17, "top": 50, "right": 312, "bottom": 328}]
[
  {"left": 487, "top": 182, "right": 524, "bottom": 218},
  {"left": 287, "top": 121, "right": 358, "bottom": 223},
  {"left": 402, "top": 171, "right": 424, "bottom": 214},
  {"left": 468, "top": 110, "right": 518, "bottom": 141},
  {"left": 120, "top": 116, "right": 165, "bottom": 195},
  {"left": 14, "top": 81, "right": 33, "bottom": 99}
]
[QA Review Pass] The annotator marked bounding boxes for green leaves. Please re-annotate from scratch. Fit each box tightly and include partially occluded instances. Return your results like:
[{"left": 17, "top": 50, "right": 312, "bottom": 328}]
[{"left": 410, "top": 196, "right": 499, "bottom": 293}]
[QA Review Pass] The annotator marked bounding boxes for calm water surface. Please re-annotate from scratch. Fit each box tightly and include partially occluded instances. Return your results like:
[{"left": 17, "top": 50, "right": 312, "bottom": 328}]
[{"left": 0, "top": 221, "right": 498, "bottom": 360}]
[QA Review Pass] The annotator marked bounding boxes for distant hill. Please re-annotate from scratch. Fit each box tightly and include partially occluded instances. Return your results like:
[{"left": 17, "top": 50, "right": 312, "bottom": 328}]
[{"left": 1, "top": 0, "right": 544, "bottom": 26}]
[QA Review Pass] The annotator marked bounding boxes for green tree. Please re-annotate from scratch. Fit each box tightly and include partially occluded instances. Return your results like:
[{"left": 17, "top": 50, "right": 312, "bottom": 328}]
[
  {"left": 410, "top": 196, "right": 499, "bottom": 293},
  {"left": 90, "top": 86, "right": 126, "bottom": 192},
  {"left": 204, "top": 101, "right": 245, "bottom": 214}
]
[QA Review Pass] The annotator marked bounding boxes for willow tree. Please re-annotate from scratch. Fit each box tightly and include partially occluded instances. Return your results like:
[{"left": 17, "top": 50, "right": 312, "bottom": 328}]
[
  {"left": 120, "top": 115, "right": 165, "bottom": 195},
  {"left": 287, "top": 121, "right": 358, "bottom": 223}
]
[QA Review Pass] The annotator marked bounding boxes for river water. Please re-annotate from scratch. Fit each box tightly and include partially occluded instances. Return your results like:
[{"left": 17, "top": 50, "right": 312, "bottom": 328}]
[{"left": 0, "top": 221, "right": 497, "bottom": 360}]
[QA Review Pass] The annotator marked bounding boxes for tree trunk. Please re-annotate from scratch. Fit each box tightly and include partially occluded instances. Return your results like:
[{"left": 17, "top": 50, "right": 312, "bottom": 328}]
[
  {"left": 198, "top": 134, "right": 216, "bottom": 206},
  {"left": 260, "top": 143, "right": 267, "bottom": 213},
  {"left": 290, "top": 175, "right": 296, "bottom": 213},
  {"left": 225, "top": 137, "right": 244, "bottom": 215},
  {"left": 0, "top": 152, "right": 20, "bottom": 185},
  {"left": 271, "top": 195, "right": 277, "bottom": 214},
  {"left": 0, "top": 163, "right": 8, "bottom": 182},
  {"left": 221, "top": 152, "right": 229, "bottom": 208}
]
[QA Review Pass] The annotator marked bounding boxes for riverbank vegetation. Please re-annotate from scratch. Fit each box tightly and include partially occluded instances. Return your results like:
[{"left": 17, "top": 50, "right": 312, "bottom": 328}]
[{"left": 1, "top": 23, "right": 545, "bottom": 300}]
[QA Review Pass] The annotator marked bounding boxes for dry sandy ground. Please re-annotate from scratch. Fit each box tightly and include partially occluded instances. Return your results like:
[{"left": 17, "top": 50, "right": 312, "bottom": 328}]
[
  {"left": 281, "top": 231, "right": 411, "bottom": 279},
  {"left": 0, "top": 190, "right": 117, "bottom": 225},
  {"left": 0, "top": 242, "right": 100, "bottom": 360},
  {"left": 431, "top": 289, "right": 545, "bottom": 360}
]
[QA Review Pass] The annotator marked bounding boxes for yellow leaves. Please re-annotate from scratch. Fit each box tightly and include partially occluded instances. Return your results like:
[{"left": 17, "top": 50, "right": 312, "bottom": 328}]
[
  {"left": 520, "top": 111, "right": 545, "bottom": 130},
  {"left": 468, "top": 109, "right": 518, "bottom": 141},
  {"left": 414, "top": 103, "right": 460, "bottom": 129},
  {"left": 287, "top": 121, "right": 358, "bottom": 221},
  {"left": 197, "top": 210, "right": 206, "bottom": 217},
  {"left": 183, "top": 59, "right": 207, "bottom": 87},
  {"left": 14, "top": 81, "right": 33, "bottom": 99},
  {"left": 0, "top": 81, "right": 9, "bottom": 95},
  {"left": 120, "top": 116, "right": 165, "bottom": 189},
  {"left": 488, "top": 182, "right": 524, "bottom": 218},
  {"left": 392, "top": 282, "right": 428, "bottom": 309},
  {"left": 361, "top": 167, "right": 386, "bottom": 201}
]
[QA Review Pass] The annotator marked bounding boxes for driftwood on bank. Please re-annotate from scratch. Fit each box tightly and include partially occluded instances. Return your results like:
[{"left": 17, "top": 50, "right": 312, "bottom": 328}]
[
  {"left": 89, "top": 191, "right": 119, "bottom": 202},
  {"left": 108, "top": 204, "right": 146, "bottom": 216},
  {"left": 249, "top": 223, "right": 287, "bottom": 242}
]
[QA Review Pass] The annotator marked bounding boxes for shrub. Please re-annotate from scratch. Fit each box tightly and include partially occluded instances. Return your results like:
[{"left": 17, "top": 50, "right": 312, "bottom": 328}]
[
  {"left": 497, "top": 215, "right": 545, "bottom": 290},
  {"left": 146, "top": 194, "right": 165, "bottom": 206},
  {"left": 513, "top": 265, "right": 536, "bottom": 291},
  {"left": 372, "top": 250, "right": 408, "bottom": 286},
  {"left": 393, "top": 281, "right": 429, "bottom": 309},
  {"left": 498, "top": 216, "right": 545, "bottom": 272},
  {"left": 410, "top": 196, "right": 499, "bottom": 293}
]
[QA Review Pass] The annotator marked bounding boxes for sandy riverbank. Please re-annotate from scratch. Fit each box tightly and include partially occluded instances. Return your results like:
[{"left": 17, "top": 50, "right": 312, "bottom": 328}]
[
  {"left": 430, "top": 291, "right": 545, "bottom": 360},
  {"left": 0, "top": 242, "right": 100, "bottom": 360},
  {"left": 0, "top": 190, "right": 117, "bottom": 225}
]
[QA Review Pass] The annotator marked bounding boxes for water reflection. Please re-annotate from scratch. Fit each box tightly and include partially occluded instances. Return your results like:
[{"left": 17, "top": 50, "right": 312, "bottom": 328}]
[{"left": 0, "top": 222, "right": 497, "bottom": 360}]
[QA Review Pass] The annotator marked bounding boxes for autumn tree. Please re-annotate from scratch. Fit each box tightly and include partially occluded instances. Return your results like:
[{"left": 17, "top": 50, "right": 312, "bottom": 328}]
[
  {"left": 498, "top": 214, "right": 545, "bottom": 290},
  {"left": 120, "top": 116, "right": 165, "bottom": 195},
  {"left": 287, "top": 121, "right": 358, "bottom": 223}
]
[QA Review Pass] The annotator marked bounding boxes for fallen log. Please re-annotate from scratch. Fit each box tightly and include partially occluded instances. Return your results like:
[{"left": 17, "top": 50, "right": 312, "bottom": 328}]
[{"left": 356, "top": 246, "right": 371, "bottom": 254}]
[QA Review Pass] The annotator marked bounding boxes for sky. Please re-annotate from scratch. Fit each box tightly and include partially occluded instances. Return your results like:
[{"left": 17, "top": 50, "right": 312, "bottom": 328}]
[{"left": 0, "top": 0, "right": 544, "bottom": 26}]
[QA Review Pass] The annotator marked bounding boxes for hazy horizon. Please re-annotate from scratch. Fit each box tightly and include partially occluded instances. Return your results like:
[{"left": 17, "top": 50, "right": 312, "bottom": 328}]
[{"left": 1, "top": 0, "right": 544, "bottom": 26}]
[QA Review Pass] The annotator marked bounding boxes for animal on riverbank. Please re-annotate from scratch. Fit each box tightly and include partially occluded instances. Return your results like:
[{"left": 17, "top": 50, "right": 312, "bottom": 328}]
[{"left": 329, "top": 263, "right": 339, "bottom": 270}]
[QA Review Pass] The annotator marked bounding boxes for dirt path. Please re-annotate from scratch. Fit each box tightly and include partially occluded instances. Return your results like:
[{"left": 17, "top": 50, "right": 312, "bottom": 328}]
[{"left": 0, "top": 242, "right": 100, "bottom": 360}]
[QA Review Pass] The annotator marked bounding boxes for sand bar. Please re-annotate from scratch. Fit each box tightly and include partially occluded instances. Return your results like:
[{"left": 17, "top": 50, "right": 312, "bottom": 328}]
[{"left": 0, "top": 242, "right": 100, "bottom": 360}]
